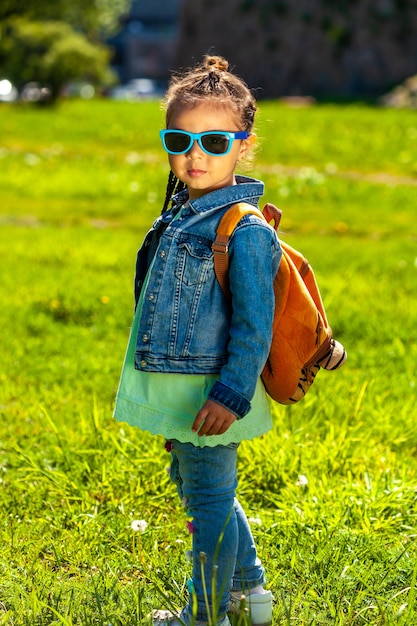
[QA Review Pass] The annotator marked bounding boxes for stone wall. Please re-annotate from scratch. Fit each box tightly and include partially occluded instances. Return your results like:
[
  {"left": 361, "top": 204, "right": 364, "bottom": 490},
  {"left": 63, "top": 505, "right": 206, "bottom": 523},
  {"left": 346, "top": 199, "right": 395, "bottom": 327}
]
[{"left": 174, "top": 0, "right": 417, "bottom": 98}]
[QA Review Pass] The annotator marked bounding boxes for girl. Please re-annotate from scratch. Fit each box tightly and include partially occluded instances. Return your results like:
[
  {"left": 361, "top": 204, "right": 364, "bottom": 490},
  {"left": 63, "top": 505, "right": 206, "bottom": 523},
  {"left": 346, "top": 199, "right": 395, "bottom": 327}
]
[{"left": 114, "top": 55, "right": 281, "bottom": 626}]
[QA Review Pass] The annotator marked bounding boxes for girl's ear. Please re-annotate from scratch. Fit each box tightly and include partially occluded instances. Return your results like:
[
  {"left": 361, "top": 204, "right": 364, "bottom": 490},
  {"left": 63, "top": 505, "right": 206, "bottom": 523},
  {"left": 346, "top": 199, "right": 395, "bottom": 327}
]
[{"left": 238, "top": 133, "right": 257, "bottom": 160}]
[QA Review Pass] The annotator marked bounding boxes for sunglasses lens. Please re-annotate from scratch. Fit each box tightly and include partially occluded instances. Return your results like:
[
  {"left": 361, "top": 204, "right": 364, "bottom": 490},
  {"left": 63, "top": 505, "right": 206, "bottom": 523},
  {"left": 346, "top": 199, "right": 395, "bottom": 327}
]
[
  {"left": 164, "top": 132, "right": 191, "bottom": 153},
  {"left": 201, "top": 134, "right": 230, "bottom": 154}
]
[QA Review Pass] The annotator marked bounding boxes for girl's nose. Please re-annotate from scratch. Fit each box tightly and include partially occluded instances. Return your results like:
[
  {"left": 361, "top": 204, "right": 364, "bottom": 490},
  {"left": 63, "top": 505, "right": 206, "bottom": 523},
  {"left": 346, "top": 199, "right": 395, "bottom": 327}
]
[{"left": 187, "top": 139, "right": 203, "bottom": 156}]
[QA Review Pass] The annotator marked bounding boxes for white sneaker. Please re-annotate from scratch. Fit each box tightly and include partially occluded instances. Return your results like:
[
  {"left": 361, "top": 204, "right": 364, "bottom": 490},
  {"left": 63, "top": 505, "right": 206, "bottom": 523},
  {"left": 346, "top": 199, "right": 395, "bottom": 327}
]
[
  {"left": 153, "top": 608, "right": 231, "bottom": 626},
  {"left": 229, "top": 589, "right": 273, "bottom": 626}
]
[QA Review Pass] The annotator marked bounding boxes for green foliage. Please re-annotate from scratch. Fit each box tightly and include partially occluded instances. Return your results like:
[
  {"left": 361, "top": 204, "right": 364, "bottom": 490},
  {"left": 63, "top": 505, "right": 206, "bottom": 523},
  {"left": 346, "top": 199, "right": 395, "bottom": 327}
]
[
  {"left": 0, "top": 18, "right": 111, "bottom": 101},
  {"left": 0, "top": 99, "right": 416, "bottom": 624},
  {"left": 0, "top": 0, "right": 130, "bottom": 37}
]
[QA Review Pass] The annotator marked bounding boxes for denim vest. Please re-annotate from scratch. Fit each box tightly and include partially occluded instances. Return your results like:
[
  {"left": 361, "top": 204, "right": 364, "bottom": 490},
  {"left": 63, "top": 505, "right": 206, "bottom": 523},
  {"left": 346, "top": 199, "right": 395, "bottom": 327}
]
[{"left": 133, "top": 176, "right": 282, "bottom": 418}]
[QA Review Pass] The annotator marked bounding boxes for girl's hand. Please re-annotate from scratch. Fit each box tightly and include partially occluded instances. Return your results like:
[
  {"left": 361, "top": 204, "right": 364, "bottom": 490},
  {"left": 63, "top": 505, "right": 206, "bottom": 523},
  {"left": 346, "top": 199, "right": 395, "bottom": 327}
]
[{"left": 192, "top": 400, "right": 237, "bottom": 436}]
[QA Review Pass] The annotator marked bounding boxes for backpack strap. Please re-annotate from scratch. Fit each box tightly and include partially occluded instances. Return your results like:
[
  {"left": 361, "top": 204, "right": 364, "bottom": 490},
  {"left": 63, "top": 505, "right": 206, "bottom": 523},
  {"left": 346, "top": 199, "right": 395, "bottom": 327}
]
[{"left": 212, "top": 202, "right": 282, "bottom": 300}]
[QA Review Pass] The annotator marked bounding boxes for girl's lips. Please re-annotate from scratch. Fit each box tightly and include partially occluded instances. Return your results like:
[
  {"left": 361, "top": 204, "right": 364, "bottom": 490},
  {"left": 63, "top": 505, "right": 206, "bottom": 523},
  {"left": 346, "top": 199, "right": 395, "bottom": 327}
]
[{"left": 187, "top": 169, "right": 206, "bottom": 177}]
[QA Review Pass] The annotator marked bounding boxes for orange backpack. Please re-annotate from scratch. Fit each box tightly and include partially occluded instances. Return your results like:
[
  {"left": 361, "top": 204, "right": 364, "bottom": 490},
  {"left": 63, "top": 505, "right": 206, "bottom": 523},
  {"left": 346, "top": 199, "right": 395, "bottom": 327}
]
[{"left": 212, "top": 202, "right": 346, "bottom": 404}]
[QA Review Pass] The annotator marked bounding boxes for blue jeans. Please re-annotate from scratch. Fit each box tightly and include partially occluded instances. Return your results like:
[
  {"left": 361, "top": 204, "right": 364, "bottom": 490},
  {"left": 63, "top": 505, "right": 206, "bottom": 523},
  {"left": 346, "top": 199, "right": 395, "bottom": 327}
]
[{"left": 169, "top": 440, "right": 265, "bottom": 621}]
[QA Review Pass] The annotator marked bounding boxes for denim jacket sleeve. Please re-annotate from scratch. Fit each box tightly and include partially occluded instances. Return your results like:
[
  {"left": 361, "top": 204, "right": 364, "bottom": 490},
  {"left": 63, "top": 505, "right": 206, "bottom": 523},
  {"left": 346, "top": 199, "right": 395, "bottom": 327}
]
[{"left": 208, "top": 215, "right": 282, "bottom": 418}]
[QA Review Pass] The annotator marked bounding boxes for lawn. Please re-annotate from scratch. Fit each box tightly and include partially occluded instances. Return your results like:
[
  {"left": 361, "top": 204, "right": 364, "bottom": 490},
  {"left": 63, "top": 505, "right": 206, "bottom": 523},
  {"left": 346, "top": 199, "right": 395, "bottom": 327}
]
[{"left": 0, "top": 98, "right": 416, "bottom": 625}]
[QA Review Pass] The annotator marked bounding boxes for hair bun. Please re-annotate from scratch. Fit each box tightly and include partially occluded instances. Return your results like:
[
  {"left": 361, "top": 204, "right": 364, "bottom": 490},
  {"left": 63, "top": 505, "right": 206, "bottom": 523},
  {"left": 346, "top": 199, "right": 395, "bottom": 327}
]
[{"left": 204, "top": 55, "right": 229, "bottom": 72}]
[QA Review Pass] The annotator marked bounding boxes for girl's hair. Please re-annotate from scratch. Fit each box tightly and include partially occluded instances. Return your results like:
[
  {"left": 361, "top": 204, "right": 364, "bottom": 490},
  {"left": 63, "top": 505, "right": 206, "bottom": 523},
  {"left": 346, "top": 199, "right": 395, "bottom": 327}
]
[{"left": 160, "top": 55, "right": 257, "bottom": 213}]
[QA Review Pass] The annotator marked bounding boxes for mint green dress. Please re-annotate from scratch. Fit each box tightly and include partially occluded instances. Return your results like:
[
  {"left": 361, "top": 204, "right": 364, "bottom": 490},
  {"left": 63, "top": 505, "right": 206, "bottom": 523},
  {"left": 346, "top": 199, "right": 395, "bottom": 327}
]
[
  {"left": 114, "top": 210, "right": 273, "bottom": 448},
  {"left": 114, "top": 305, "right": 273, "bottom": 447}
]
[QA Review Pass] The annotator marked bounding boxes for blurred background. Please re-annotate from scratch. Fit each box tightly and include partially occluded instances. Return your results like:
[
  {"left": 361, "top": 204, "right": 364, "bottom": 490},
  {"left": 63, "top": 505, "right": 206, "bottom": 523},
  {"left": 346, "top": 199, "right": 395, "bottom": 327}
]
[
  {"left": 1, "top": 0, "right": 417, "bottom": 106},
  {"left": 1, "top": 3, "right": 417, "bottom": 623}
]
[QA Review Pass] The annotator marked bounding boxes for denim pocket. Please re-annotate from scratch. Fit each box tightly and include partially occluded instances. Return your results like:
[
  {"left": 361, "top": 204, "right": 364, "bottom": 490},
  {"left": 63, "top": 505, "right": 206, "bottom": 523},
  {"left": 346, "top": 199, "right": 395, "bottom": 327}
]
[{"left": 174, "top": 239, "right": 212, "bottom": 287}]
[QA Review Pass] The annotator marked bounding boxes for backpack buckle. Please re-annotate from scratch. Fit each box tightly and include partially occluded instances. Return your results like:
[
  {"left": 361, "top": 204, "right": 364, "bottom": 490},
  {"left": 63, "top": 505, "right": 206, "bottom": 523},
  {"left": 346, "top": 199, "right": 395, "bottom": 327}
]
[{"left": 212, "top": 240, "right": 229, "bottom": 254}]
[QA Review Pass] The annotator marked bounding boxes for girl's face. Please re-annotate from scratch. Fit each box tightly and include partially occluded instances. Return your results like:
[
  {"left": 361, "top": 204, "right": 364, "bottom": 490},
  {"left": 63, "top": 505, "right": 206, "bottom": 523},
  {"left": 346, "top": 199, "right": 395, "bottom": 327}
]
[{"left": 166, "top": 102, "right": 255, "bottom": 200}]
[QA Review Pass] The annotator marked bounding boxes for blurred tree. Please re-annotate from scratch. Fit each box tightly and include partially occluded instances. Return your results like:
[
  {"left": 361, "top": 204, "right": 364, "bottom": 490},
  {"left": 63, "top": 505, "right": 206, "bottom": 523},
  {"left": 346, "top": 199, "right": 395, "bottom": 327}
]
[
  {"left": 0, "top": 19, "right": 112, "bottom": 102},
  {"left": 0, "top": 0, "right": 130, "bottom": 102},
  {"left": 0, "top": 0, "right": 130, "bottom": 38}
]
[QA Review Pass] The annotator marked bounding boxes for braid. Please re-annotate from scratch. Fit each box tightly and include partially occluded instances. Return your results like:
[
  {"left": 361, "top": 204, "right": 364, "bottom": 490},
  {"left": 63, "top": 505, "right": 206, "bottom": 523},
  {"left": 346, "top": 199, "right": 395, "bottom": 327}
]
[
  {"left": 161, "top": 171, "right": 176, "bottom": 214},
  {"left": 174, "top": 178, "right": 185, "bottom": 196},
  {"left": 161, "top": 171, "right": 186, "bottom": 214}
]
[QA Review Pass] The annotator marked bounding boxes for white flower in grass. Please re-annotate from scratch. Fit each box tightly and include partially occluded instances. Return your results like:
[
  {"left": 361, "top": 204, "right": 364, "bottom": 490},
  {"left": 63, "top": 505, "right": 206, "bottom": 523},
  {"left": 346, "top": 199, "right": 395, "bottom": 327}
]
[
  {"left": 249, "top": 516, "right": 262, "bottom": 526},
  {"left": 131, "top": 519, "right": 148, "bottom": 532},
  {"left": 295, "top": 474, "right": 308, "bottom": 487}
]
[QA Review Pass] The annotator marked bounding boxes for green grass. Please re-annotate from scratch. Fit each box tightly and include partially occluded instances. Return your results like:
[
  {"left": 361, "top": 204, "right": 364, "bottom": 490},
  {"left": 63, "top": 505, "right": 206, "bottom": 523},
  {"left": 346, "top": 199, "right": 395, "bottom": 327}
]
[{"left": 0, "top": 99, "right": 416, "bottom": 625}]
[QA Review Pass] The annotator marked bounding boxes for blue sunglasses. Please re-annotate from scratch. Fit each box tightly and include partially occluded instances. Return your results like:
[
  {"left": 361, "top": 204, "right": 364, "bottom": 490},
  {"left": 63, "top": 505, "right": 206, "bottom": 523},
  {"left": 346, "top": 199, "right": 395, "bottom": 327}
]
[{"left": 160, "top": 129, "right": 249, "bottom": 156}]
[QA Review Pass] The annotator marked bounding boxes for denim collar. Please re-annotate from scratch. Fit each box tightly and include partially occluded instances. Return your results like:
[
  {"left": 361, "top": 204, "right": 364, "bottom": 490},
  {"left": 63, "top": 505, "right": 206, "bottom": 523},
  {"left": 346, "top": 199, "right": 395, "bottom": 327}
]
[{"left": 171, "top": 175, "right": 264, "bottom": 216}]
